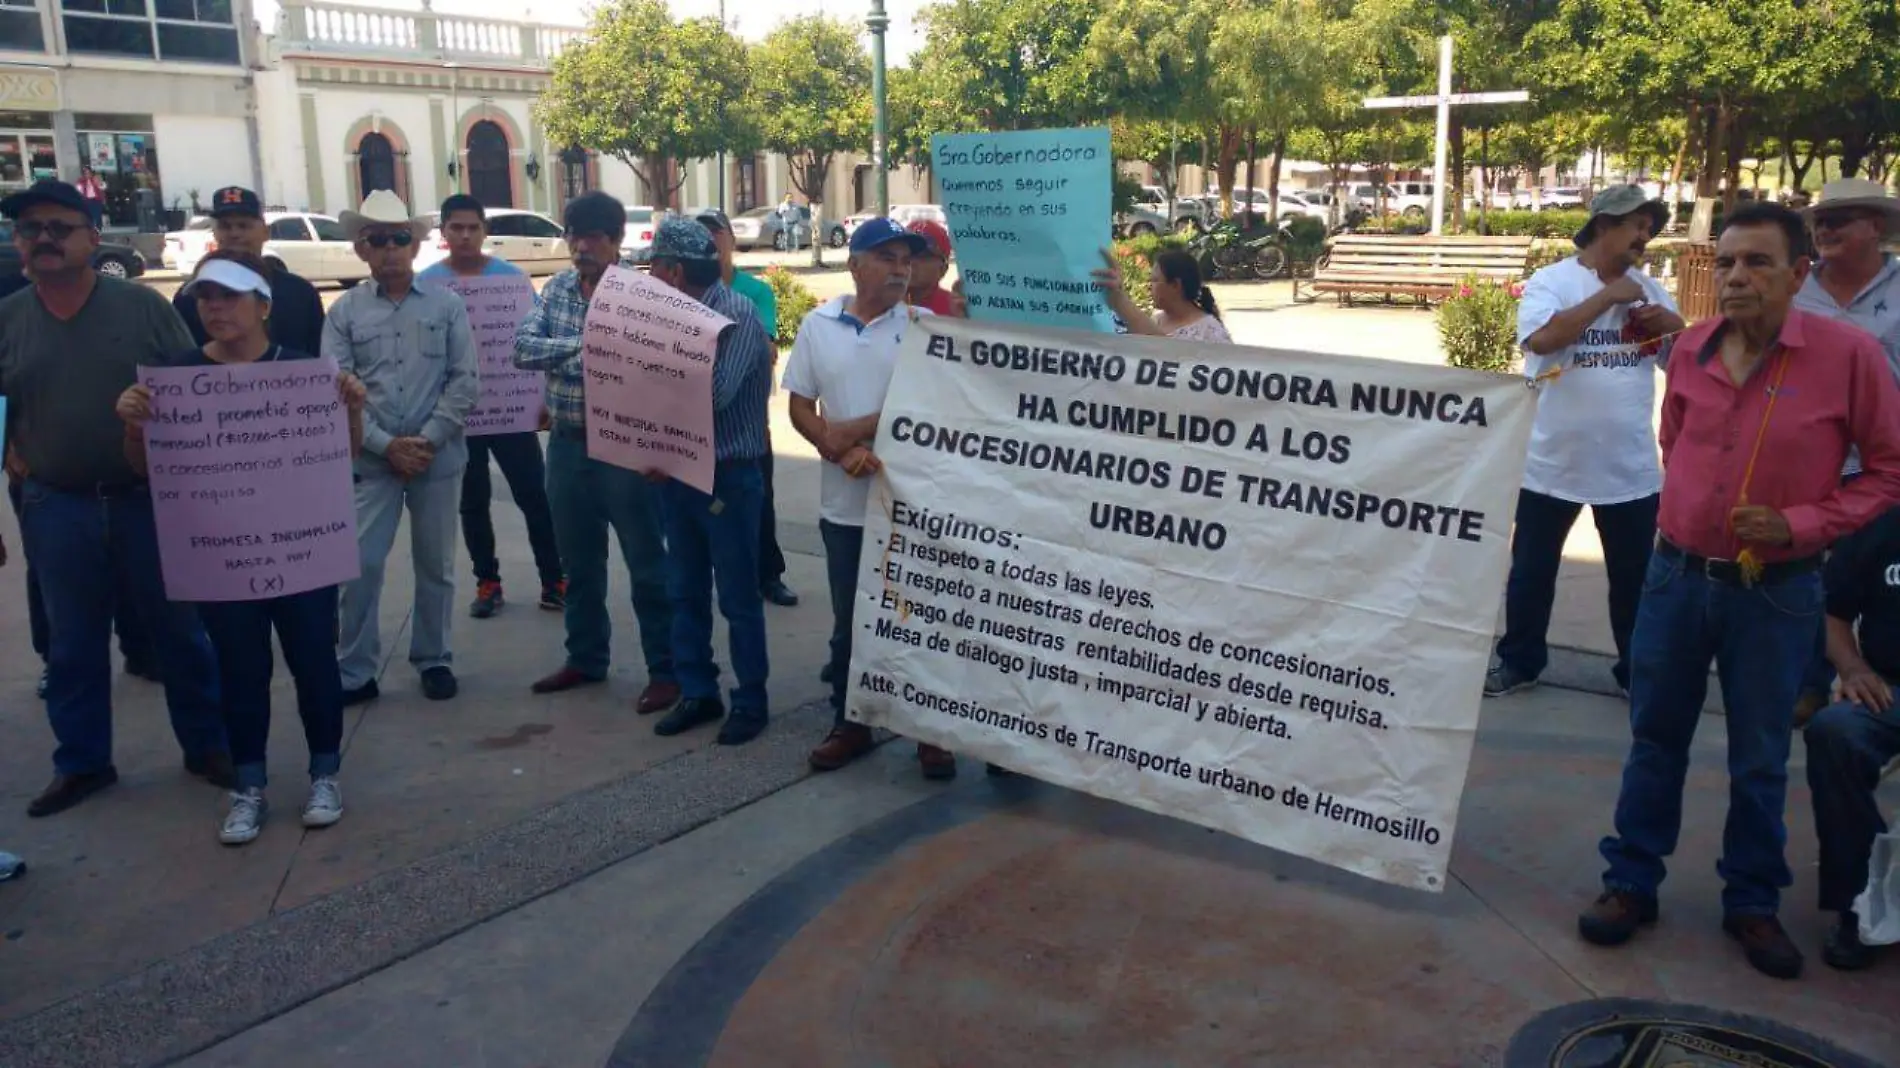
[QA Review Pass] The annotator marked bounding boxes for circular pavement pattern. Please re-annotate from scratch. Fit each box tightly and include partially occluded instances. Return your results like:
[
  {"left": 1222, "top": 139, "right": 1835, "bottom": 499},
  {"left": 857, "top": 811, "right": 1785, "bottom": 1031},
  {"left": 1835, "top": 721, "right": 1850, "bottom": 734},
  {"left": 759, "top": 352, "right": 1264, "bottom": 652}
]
[{"left": 1507, "top": 999, "right": 1884, "bottom": 1068}]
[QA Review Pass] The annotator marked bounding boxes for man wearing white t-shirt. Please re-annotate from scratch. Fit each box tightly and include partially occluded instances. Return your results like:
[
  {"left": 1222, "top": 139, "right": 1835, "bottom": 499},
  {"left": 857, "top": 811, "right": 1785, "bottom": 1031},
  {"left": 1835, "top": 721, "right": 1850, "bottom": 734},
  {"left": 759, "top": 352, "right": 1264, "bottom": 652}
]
[
  {"left": 1487, "top": 185, "right": 1685, "bottom": 698},
  {"left": 782, "top": 218, "right": 960, "bottom": 780}
]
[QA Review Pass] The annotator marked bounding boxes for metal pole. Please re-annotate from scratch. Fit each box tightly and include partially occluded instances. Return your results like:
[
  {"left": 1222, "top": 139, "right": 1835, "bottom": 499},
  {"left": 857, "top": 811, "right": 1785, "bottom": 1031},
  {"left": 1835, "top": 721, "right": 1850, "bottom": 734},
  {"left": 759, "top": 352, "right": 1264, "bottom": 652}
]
[
  {"left": 869, "top": 0, "right": 890, "bottom": 215},
  {"left": 717, "top": 0, "right": 726, "bottom": 211},
  {"left": 1430, "top": 34, "right": 1450, "bottom": 235}
]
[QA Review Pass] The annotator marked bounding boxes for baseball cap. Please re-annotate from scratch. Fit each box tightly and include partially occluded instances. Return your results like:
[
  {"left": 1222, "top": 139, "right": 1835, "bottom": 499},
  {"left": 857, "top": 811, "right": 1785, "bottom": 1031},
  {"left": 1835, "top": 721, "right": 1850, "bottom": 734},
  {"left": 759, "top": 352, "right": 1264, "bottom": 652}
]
[
  {"left": 562, "top": 191, "right": 626, "bottom": 236},
  {"left": 907, "top": 219, "right": 952, "bottom": 258},
  {"left": 182, "top": 257, "right": 274, "bottom": 302},
  {"left": 1575, "top": 185, "right": 1668, "bottom": 248},
  {"left": 0, "top": 179, "right": 89, "bottom": 221},
  {"left": 652, "top": 216, "right": 718, "bottom": 261},
  {"left": 850, "top": 216, "right": 928, "bottom": 255},
  {"left": 209, "top": 186, "right": 263, "bottom": 219},
  {"left": 695, "top": 208, "right": 731, "bottom": 233}
]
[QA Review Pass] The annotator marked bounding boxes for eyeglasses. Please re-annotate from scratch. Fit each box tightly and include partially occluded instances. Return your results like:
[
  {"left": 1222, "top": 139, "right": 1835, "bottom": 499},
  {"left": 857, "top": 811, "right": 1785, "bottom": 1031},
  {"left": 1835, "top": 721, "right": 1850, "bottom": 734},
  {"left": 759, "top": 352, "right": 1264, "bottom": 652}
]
[
  {"left": 1812, "top": 212, "right": 1872, "bottom": 231},
  {"left": 16, "top": 220, "right": 86, "bottom": 241},
  {"left": 361, "top": 231, "right": 415, "bottom": 249}
]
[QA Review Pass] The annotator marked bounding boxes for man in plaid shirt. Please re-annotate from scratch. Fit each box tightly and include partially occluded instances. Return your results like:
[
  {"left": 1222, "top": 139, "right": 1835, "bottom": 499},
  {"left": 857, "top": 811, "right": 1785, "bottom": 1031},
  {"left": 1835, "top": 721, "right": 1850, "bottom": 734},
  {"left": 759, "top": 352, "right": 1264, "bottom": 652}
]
[{"left": 512, "top": 192, "right": 678, "bottom": 716}]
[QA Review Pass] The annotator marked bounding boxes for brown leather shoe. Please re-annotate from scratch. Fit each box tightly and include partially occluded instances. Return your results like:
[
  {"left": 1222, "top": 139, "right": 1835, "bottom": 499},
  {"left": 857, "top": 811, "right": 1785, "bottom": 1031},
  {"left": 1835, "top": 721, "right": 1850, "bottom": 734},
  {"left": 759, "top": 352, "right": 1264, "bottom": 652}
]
[
  {"left": 27, "top": 767, "right": 120, "bottom": 818},
  {"left": 809, "top": 723, "right": 875, "bottom": 771},
  {"left": 918, "top": 743, "right": 957, "bottom": 780},
  {"left": 636, "top": 680, "right": 681, "bottom": 715},
  {"left": 531, "top": 666, "right": 603, "bottom": 694},
  {"left": 1577, "top": 890, "right": 1659, "bottom": 946},
  {"left": 1723, "top": 913, "right": 1804, "bottom": 979}
]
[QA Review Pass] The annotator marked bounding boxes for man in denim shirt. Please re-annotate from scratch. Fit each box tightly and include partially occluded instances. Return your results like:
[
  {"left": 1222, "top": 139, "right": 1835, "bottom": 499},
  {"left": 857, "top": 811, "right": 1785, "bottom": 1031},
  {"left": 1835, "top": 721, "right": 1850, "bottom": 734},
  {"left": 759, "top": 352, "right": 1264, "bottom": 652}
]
[{"left": 323, "top": 191, "right": 479, "bottom": 704}]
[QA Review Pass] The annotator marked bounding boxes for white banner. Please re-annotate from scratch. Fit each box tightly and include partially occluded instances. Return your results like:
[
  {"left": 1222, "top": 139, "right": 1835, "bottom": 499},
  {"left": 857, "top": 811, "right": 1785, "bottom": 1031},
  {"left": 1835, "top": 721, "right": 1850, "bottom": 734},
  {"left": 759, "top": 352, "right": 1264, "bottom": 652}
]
[{"left": 846, "top": 319, "right": 1534, "bottom": 891}]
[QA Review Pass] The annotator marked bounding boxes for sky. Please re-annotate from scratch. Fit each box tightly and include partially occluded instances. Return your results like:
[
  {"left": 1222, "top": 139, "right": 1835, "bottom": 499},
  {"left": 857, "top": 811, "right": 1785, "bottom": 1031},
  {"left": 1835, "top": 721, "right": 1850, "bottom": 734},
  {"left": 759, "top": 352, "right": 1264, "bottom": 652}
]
[{"left": 259, "top": 0, "right": 930, "bottom": 61}]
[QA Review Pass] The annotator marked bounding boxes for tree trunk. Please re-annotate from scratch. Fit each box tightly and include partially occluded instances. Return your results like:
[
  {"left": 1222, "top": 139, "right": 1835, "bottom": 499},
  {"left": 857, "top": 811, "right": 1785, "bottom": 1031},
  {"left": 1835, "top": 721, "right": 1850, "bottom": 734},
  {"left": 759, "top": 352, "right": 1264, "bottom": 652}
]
[
  {"left": 1666, "top": 102, "right": 1694, "bottom": 224},
  {"left": 1449, "top": 118, "right": 1466, "bottom": 233},
  {"left": 1216, "top": 124, "right": 1243, "bottom": 218},
  {"left": 799, "top": 155, "right": 831, "bottom": 268},
  {"left": 1479, "top": 125, "right": 1491, "bottom": 235},
  {"left": 1267, "top": 129, "right": 1287, "bottom": 224},
  {"left": 1244, "top": 125, "right": 1259, "bottom": 226},
  {"left": 1720, "top": 106, "right": 1745, "bottom": 212},
  {"left": 1696, "top": 104, "right": 1721, "bottom": 198}
]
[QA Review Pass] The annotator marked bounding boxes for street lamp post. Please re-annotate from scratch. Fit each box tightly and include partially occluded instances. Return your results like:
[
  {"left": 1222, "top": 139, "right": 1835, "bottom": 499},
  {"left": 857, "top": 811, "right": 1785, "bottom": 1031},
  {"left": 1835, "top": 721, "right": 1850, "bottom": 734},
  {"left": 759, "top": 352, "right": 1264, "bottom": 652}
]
[
  {"left": 717, "top": 0, "right": 726, "bottom": 211},
  {"left": 868, "top": 0, "right": 890, "bottom": 216}
]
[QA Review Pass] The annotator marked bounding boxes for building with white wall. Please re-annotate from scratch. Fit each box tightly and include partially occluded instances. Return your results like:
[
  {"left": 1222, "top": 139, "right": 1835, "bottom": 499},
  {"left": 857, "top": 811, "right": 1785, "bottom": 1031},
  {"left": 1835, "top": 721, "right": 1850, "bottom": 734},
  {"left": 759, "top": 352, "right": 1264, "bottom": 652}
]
[{"left": 0, "top": 0, "right": 260, "bottom": 229}]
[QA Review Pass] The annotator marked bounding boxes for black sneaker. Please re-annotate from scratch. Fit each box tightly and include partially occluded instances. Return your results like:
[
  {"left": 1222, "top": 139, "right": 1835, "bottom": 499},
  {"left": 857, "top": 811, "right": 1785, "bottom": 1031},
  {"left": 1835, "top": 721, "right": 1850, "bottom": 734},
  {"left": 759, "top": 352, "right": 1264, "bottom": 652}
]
[
  {"left": 820, "top": 661, "right": 836, "bottom": 685},
  {"left": 538, "top": 580, "right": 567, "bottom": 611},
  {"left": 1483, "top": 664, "right": 1537, "bottom": 698},
  {"left": 655, "top": 696, "right": 724, "bottom": 737},
  {"left": 761, "top": 580, "right": 799, "bottom": 607},
  {"left": 469, "top": 580, "right": 504, "bottom": 619},
  {"left": 1823, "top": 911, "right": 1879, "bottom": 971},
  {"left": 716, "top": 713, "right": 768, "bottom": 746},
  {"left": 341, "top": 679, "right": 380, "bottom": 706},
  {"left": 124, "top": 656, "right": 162, "bottom": 682},
  {"left": 421, "top": 667, "right": 459, "bottom": 701}
]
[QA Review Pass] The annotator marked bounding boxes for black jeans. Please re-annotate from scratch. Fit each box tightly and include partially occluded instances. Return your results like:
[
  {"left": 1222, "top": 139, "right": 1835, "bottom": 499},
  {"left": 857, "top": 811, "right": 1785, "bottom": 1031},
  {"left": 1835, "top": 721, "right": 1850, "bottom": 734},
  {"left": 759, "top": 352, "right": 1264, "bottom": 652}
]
[
  {"left": 7, "top": 476, "right": 150, "bottom": 665},
  {"left": 459, "top": 432, "right": 563, "bottom": 588},
  {"left": 820, "top": 519, "right": 864, "bottom": 724},
  {"left": 757, "top": 436, "right": 787, "bottom": 586},
  {"left": 1496, "top": 489, "right": 1658, "bottom": 690},
  {"left": 199, "top": 586, "right": 344, "bottom": 790}
]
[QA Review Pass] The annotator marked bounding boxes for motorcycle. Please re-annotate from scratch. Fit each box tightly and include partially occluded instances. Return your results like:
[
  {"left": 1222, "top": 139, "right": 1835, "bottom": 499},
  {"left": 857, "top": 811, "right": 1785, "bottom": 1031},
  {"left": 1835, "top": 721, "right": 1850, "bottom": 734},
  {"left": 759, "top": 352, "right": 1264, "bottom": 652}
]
[{"left": 1190, "top": 215, "right": 1290, "bottom": 280}]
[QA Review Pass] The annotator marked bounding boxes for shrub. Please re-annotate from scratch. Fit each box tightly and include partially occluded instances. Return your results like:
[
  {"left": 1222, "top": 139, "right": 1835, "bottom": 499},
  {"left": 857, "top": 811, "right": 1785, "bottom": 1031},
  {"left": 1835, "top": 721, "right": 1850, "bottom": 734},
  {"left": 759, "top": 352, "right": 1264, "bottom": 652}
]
[
  {"left": 1111, "top": 232, "right": 1192, "bottom": 313},
  {"left": 760, "top": 266, "right": 818, "bottom": 348},
  {"left": 1282, "top": 214, "right": 1328, "bottom": 264},
  {"left": 1438, "top": 275, "right": 1523, "bottom": 374}
]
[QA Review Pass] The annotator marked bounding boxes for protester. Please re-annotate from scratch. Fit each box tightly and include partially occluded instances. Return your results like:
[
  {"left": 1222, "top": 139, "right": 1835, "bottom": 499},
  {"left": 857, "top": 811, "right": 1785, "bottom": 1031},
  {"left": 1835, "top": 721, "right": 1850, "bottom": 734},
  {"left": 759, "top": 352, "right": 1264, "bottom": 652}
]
[
  {"left": 0, "top": 179, "right": 227, "bottom": 816},
  {"left": 74, "top": 166, "right": 104, "bottom": 229},
  {"left": 117, "top": 250, "right": 368, "bottom": 845},
  {"left": 643, "top": 218, "right": 774, "bottom": 745},
  {"left": 174, "top": 186, "right": 323, "bottom": 357},
  {"left": 906, "top": 220, "right": 956, "bottom": 315},
  {"left": 1580, "top": 202, "right": 1900, "bottom": 981},
  {"left": 1488, "top": 185, "right": 1682, "bottom": 699},
  {"left": 1804, "top": 503, "right": 1900, "bottom": 970},
  {"left": 784, "top": 218, "right": 957, "bottom": 779},
  {"left": 418, "top": 193, "right": 566, "bottom": 619},
  {"left": 697, "top": 207, "right": 798, "bottom": 610},
  {"left": 513, "top": 191, "right": 678, "bottom": 714},
  {"left": 1094, "top": 249, "right": 1234, "bottom": 342},
  {"left": 324, "top": 190, "right": 478, "bottom": 705},
  {"left": 1792, "top": 178, "right": 1900, "bottom": 722}
]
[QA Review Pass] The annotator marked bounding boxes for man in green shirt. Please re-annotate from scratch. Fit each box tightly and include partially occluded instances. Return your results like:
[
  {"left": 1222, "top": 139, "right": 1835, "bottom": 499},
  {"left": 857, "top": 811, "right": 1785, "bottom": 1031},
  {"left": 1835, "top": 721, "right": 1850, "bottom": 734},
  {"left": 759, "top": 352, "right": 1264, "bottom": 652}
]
[{"left": 697, "top": 209, "right": 797, "bottom": 609}]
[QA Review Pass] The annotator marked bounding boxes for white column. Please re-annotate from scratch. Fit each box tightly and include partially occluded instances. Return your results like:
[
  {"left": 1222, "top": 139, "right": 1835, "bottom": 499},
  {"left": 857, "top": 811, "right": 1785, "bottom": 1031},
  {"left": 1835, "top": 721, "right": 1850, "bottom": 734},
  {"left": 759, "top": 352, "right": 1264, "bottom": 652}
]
[{"left": 1430, "top": 34, "right": 1450, "bottom": 236}]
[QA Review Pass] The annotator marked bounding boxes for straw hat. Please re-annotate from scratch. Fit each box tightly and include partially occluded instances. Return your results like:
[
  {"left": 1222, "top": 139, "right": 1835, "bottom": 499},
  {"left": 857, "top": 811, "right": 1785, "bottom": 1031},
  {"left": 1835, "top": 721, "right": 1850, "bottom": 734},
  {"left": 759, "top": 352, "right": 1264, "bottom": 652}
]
[
  {"left": 338, "top": 189, "right": 425, "bottom": 239},
  {"left": 1802, "top": 178, "right": 1900, "bottom": 231}
]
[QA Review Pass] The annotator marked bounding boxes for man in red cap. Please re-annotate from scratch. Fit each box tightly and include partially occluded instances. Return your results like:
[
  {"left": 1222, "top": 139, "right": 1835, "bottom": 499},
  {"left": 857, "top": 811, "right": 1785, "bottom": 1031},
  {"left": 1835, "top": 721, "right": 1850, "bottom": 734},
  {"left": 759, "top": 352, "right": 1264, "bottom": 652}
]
[{"left": 906, "top": 220, "right": 955, "bottom": 316}]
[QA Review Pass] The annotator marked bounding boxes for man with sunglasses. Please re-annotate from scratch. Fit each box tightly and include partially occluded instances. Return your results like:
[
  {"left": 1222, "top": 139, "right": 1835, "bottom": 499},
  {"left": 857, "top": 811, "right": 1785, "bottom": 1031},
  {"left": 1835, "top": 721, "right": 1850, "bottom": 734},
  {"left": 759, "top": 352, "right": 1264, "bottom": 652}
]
[
  {"left": 323, "top": 190, "right": 479, "bottom": 705},
  {"left": 0, "top": 179, "right": 227, "bottom": 816},
  {"left": 1791, "top": 179, "right": 1900, "bottom": 722},
  {"left": 512, "top": 192, "right": 679, "bottom": 717}
]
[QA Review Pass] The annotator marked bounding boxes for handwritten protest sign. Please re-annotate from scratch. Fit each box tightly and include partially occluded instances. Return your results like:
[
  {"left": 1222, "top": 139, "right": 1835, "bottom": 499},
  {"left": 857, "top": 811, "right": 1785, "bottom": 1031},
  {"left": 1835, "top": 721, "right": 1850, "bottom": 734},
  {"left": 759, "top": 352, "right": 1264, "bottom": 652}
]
[
  {"left": 442, "top": 272, "right": 542, "bottom": 435},
  {"left": 847, "top": 319, "right": 1535, "bottom": 891},
  {"left": 579, "top": 265, "right": 727, "bottom": 493},
  {"left": 141, "top": 358, "right": 359, "bottom": 602},
  {"left": 931, "top": 126, "right": 1115, "bottom": 332}
]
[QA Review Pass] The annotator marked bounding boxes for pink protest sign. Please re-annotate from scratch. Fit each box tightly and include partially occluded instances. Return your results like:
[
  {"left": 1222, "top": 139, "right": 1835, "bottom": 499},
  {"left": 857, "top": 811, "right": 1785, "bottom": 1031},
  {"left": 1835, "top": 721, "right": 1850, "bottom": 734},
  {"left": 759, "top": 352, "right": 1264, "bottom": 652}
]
[
  {"left": 442, "top": 272, "right": 543, "bottom": 436},
  {"left": 141, "top": 358, "right": 360, "bottom": 602},
  {"left": 580, "top": 265, "right": 726, "bottom": 493}
]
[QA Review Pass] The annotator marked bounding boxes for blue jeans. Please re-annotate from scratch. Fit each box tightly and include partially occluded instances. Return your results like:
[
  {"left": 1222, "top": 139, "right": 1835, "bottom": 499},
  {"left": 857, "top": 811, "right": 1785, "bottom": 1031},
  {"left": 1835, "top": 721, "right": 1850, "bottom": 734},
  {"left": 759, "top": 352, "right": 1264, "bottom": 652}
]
[
  {"left": 660, "top": 461, "right": 768, "bottom": 717},
  {"left": 8, "top": 476, "right": 150, "bottom": 665},
  {"left": 1804, "top": 699, "right": 1900, "bottom": 912},
  {"left": 1599, "top": 550, "right": 1824, "bottom": 915},
  {"left": 1496, "top": 489, "right": 1657, "bottom": 690},
  {"left": 544, "top": 430, "right": 675, "bottom": 681},
  {"left": 199, "top": 587, "right": 344, "bottom": 790},
  {"left": 16, "top": 480, "right": 223, "bottom": 775},
  {"left": 820, "top": 519, "right": 865, "bottom": 725}
]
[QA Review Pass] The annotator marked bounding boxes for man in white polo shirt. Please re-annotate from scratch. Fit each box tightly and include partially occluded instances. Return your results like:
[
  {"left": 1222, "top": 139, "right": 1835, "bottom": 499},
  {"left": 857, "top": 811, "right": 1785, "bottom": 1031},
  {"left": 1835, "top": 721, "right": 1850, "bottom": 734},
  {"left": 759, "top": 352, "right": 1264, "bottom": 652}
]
[
  {"left": 783, "top": 218, "right": 958, "bottom": 780},
  {"left": 1486, "top": 185, "right": 1684, "bottom": 699}
]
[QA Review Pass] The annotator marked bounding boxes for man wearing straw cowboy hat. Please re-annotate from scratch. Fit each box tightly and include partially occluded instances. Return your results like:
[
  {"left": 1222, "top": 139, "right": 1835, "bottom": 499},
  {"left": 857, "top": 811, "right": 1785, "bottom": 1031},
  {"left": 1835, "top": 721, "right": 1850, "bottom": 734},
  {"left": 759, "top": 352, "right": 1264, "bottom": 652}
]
[{"left": 323, "top": 189, "right": 479, "bottom": 705}]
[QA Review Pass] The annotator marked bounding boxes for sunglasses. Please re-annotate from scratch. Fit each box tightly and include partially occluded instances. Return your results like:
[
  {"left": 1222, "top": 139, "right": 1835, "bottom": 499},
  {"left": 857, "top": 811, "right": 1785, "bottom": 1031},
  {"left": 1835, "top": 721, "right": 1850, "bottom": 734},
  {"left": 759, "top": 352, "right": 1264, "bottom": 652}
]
[
  {"left": 16, "top": 220, "right": 87, "bottom": 241},
  {"left": 361, "top": 231, "right": 415, "bottom": 249},
  {"left": 1812, "top": 212, "right": 1872, "bottom": 231}
]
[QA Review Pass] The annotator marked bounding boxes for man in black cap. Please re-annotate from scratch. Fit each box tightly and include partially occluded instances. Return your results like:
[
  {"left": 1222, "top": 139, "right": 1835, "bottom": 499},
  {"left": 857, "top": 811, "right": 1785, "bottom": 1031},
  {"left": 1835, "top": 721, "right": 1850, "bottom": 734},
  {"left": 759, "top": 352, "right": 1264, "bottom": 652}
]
[
  {"left": 173, "top": 187, "right": 324, "bottom": 357},
  {"left": 697, "top": 207, "right": 797, "bottom": 610},
  {"left": 0, "top": 179, "right": 228, "bottom": 816}
]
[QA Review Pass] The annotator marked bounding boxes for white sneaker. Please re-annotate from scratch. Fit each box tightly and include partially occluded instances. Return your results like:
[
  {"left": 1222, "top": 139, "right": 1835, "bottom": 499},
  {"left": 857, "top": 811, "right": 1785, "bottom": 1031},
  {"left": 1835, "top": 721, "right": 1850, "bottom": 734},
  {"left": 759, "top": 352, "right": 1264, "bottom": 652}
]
[
  {"left": 303, "top": 777, "right": 344, "bottom": 828},
  {"left": 220, "top": 789, "right": 268, "bottom": 845}
]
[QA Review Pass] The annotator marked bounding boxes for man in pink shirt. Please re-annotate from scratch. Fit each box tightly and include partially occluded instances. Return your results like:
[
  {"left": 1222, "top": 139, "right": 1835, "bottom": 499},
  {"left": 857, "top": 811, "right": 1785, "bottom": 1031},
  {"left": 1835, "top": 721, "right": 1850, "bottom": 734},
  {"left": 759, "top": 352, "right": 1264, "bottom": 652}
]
[{"left": 1579, "top": 202, "right": 1900, "bottom": 980}]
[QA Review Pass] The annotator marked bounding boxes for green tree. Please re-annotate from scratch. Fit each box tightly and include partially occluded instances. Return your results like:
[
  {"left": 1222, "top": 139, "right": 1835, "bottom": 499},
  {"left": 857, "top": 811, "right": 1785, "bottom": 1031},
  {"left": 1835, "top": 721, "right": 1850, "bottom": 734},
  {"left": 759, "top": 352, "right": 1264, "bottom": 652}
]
[
  {"left": 902, "top": 0, "right": 1108, "bottom": 142},
  {"left": 536, "top": 0, "right": 754, "bottom": 206},
  {"left": 753, "top": 16, "right": 872, "bottom": 265},
  {"left": 1215, "top": 0, "right": 1329, "bottom": 221}
]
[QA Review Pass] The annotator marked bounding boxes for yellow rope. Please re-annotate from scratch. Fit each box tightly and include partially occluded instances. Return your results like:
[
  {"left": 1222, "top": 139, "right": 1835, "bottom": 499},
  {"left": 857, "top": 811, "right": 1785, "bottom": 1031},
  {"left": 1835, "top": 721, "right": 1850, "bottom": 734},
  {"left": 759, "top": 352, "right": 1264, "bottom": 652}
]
[
  {"left": 1531, "top": 325, "right": 1687, "bottom": 385},
  {"left": 1732, "top": 347, "right": 1791, "bottom": 586}
]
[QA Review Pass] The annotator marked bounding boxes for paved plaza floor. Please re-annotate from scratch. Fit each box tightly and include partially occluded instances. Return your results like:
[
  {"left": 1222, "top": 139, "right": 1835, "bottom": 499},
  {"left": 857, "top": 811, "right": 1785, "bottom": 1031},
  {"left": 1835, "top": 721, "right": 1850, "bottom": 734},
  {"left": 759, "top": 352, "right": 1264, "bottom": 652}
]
[{"left": 0, "top": 283, "right": 1886, "bottom": 1066}]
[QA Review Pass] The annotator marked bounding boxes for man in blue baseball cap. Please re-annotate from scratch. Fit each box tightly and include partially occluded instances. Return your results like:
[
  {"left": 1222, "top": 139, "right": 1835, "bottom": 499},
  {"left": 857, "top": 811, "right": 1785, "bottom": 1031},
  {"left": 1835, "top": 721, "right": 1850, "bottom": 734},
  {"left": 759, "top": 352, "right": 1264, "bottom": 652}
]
[
  {"left": 642, "top": 216, "right": 776, "bottom": 746},
  {"left": 782, "top": 217, "right": 961, "bottom": 779}
]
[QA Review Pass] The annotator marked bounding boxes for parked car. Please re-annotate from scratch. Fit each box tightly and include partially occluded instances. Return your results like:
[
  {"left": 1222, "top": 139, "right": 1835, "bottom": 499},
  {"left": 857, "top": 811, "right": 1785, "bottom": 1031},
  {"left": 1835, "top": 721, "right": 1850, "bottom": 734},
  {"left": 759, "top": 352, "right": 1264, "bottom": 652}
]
[
  {"left": 840, "top": 212, "right": 880, "bottom": 242},
  {"left": 621, "top": 205, "right": 659, "bottom": 265},
  {"left": 414, "top": 208, "right": 572, "bottom": 275},
  {"left": 169, "top": 211, "right": 369, "bottom": 286},
  {"left": 1114, "top": 205, "right": 1169, "bottom": 238},
  {"left": 1540, "top": 186, "right": 1586, "bottom": 210},
  {"left": 890, "top": 204, "right": 948, "bottom": 228},
  {"left": 729, "top": 205, "right": 811, "bottom": 251},
  {"left": 0, "top": 220, "right": 147, "bottom": 282},
  {"left": 163, "top": 215, "right": 213, "bottom": 269}
]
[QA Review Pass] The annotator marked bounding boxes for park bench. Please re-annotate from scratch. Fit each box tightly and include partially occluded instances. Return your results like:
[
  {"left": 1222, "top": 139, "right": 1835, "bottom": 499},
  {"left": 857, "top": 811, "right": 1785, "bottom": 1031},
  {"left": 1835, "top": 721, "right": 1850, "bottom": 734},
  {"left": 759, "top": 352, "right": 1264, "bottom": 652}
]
[{"left": 1295, "top": 233, "right": 1535, "bottom": 305}]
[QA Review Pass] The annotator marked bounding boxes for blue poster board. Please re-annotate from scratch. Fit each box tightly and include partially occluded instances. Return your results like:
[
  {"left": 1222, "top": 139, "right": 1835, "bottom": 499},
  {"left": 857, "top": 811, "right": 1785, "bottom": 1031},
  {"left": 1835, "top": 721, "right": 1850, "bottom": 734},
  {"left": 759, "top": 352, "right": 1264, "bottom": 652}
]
[{"left": 931, "top": 126, "right": 1115, "bottom": 333}]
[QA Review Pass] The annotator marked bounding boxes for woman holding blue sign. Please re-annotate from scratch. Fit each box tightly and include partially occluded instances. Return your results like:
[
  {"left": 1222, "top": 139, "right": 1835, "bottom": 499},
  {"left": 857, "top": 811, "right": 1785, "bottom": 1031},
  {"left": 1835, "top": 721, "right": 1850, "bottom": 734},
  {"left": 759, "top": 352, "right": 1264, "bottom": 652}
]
[
  {"left": 115, "top": 249, "right": 370, "bottom": 847},
  {"left": 1094, "top": 249, "right": 1234, "bottom": 344}
]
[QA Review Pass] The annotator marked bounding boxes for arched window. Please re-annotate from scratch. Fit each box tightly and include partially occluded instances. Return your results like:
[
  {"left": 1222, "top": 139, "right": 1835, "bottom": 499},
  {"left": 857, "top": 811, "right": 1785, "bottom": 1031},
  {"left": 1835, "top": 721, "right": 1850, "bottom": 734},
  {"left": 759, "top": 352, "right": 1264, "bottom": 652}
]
[
  {"left": 358, "top": 132, "right": 396, "bottom": 197},
  {"left": 465, "top": 120, "right": 513, "bottom": 208}
]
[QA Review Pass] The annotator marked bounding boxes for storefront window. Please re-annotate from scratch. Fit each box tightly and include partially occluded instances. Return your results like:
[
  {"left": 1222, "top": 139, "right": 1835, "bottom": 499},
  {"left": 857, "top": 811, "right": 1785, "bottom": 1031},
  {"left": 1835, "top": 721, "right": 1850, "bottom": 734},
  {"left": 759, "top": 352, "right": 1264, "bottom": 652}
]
[
  {"left": 75, "top": 121, "right": 159, "bottom": 229},
  {"left": 63, "top": 0, "right": 239, "bottom": 63},
  {"left": 0, "top": 112, "right": 57, "bottom": 195},
  {"left": 0, "top": 0, "right": 45, "bottom": 52}
]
